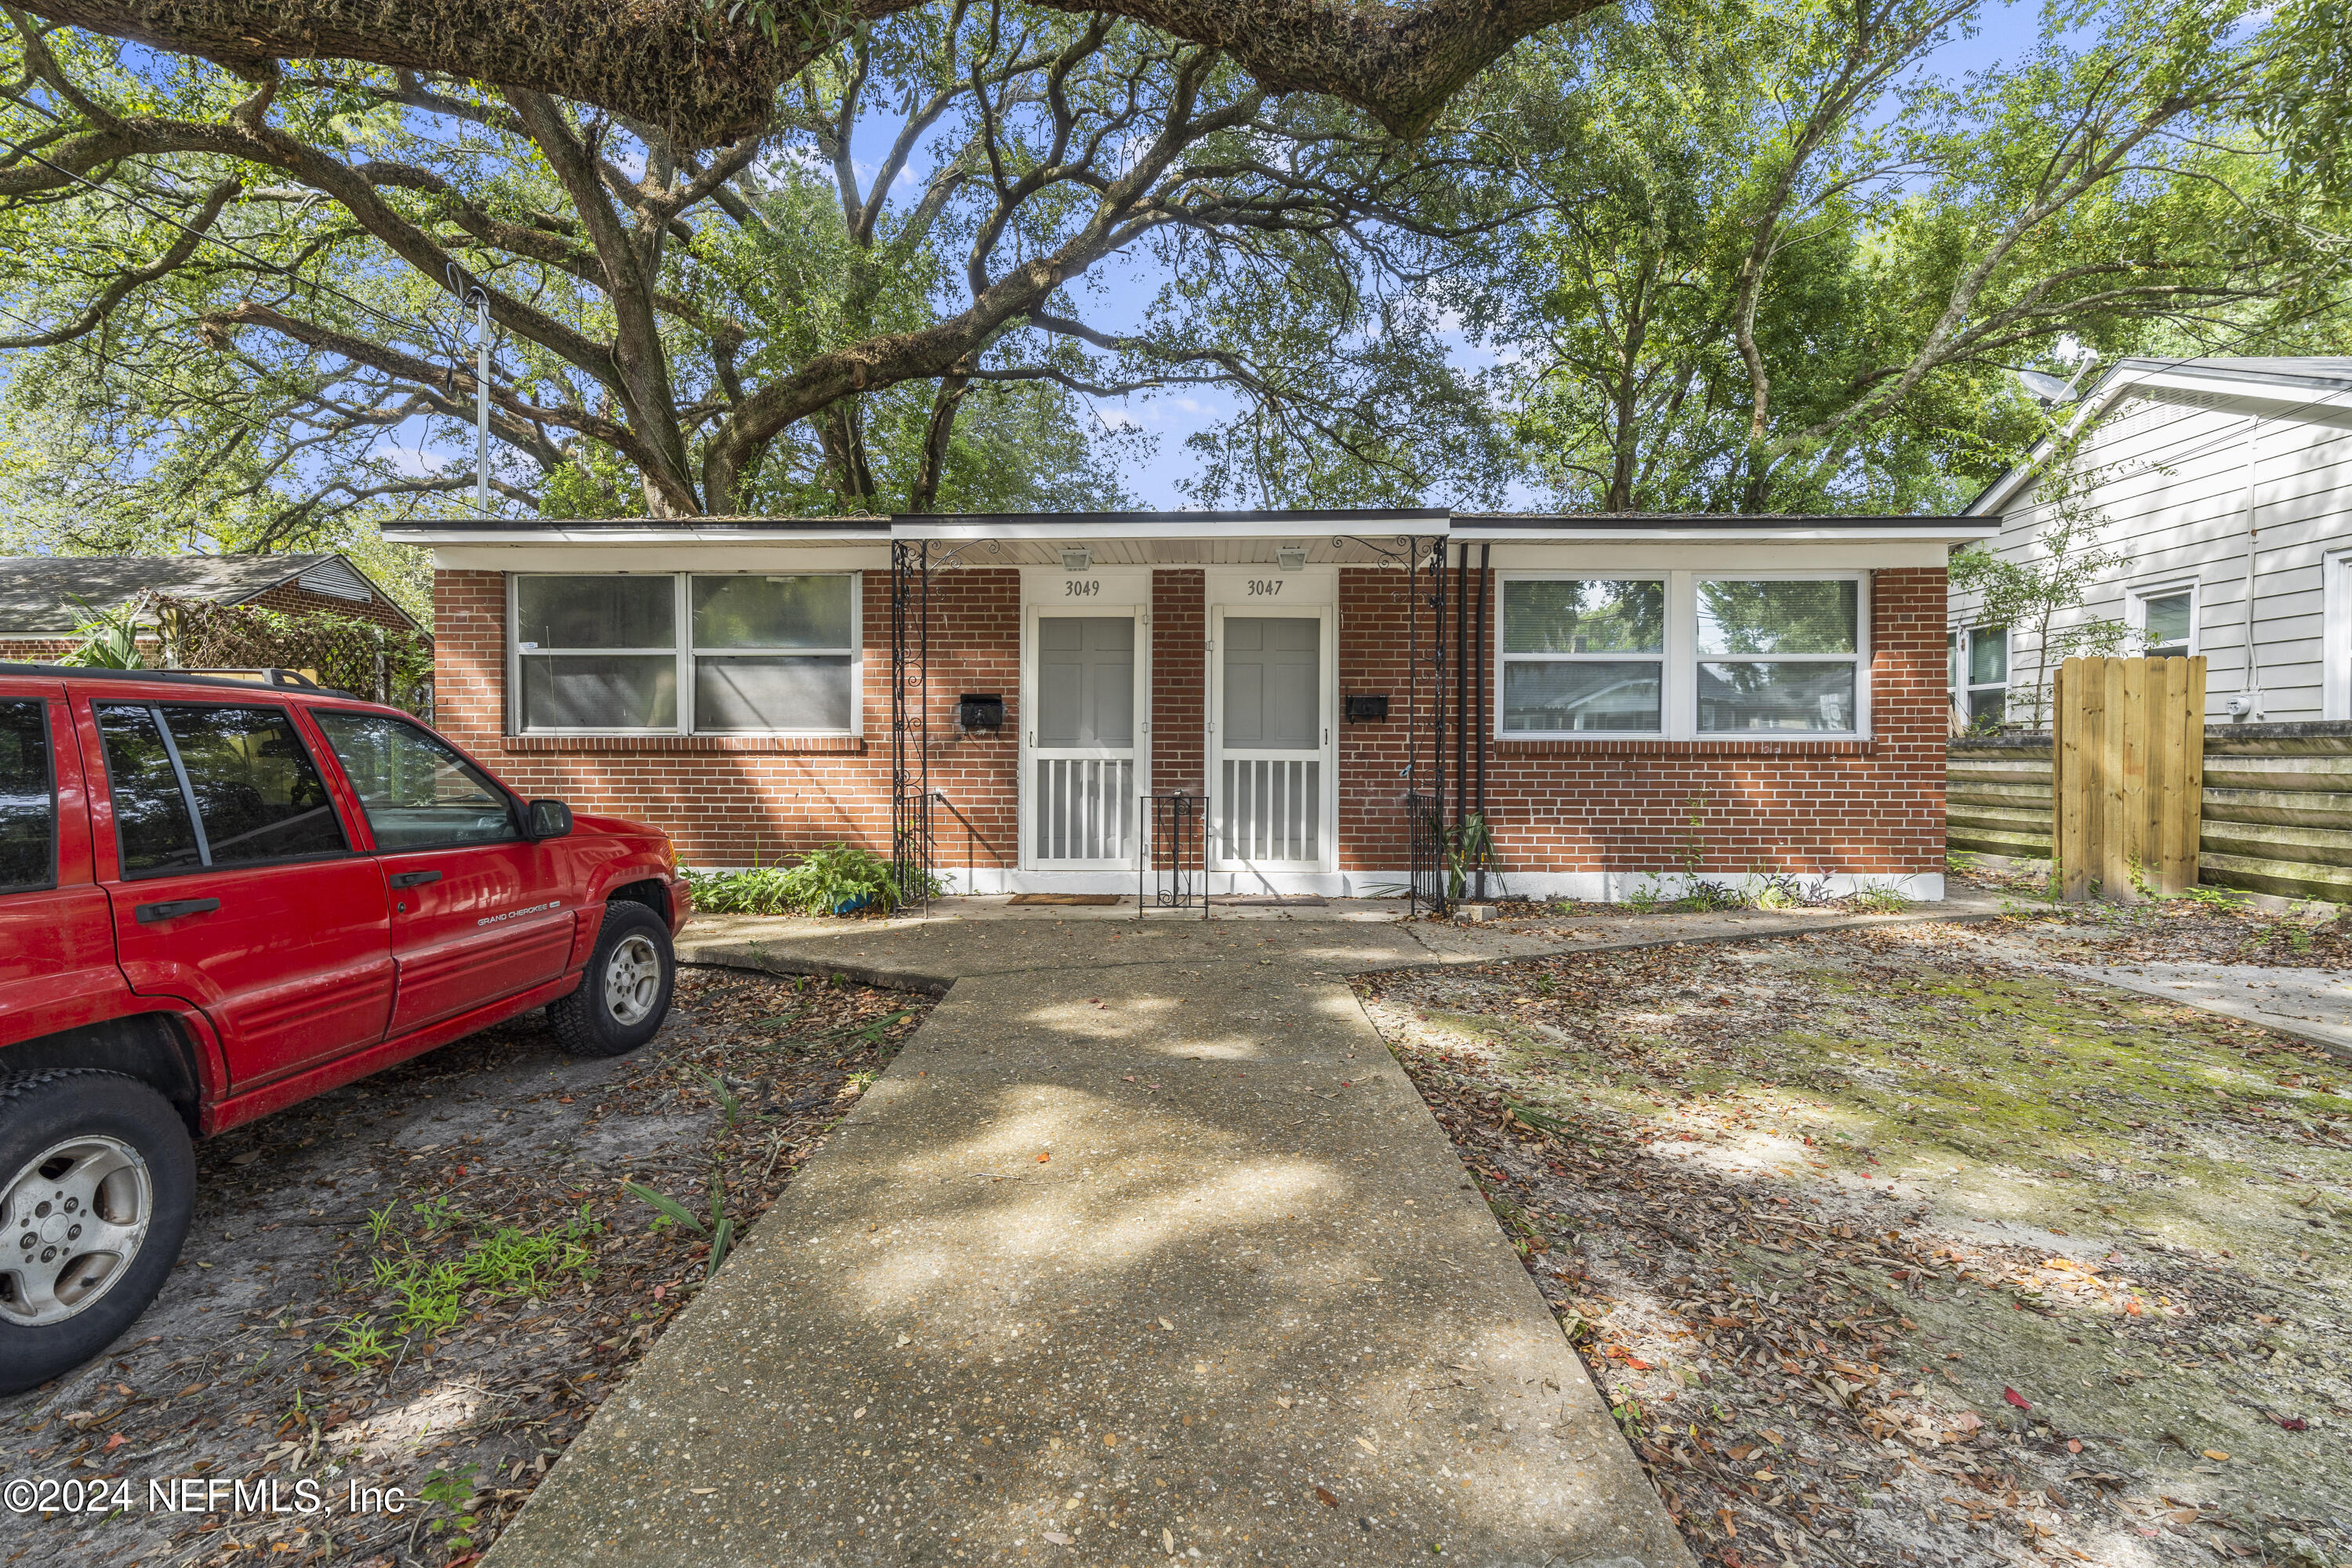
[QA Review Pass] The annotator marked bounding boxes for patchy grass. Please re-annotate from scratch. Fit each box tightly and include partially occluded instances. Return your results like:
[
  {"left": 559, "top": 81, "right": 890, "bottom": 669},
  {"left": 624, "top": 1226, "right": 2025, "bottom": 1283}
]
[
  {"left": 1356, "top": 920, "right": 2351, "bottom": 1568},
  {"left": 0, "top": 966, "right": 932, "bottom": 1567}
]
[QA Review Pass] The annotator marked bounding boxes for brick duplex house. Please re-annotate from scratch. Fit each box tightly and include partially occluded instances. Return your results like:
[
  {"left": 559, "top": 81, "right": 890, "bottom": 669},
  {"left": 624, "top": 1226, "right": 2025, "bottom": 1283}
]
[{"left": 383, "top": 508, "right": 1988, "bottom": 902}]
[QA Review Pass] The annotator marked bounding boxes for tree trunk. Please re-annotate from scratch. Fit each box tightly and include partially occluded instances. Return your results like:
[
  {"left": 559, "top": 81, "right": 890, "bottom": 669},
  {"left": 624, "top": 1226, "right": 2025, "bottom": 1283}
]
[{"left": 909, "top": 370, "right": 971, "bottom": 514}]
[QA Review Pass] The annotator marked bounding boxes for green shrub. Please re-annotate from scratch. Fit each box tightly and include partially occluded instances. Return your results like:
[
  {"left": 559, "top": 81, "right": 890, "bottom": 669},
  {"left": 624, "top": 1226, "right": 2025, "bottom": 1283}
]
[{"left": 685, "top": 842, "right": 940, "bottom": 916}]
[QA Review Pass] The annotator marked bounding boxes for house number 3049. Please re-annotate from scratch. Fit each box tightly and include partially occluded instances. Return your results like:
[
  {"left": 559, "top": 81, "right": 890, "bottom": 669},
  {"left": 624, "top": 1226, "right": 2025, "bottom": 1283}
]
[
  {"left": 1246, "top": 579, "right": 1284, "bottom": 595},
  {"left": 1063, "top": 579, "right": 1101, "bottom": 597}
]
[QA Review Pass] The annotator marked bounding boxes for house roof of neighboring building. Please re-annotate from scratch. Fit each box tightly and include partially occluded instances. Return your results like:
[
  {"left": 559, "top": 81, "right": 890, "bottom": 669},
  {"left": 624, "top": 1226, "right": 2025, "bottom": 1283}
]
[
  {"left": 0, "top": 552, "right": 419, "bottom": 634},
  {"left": 1966, "top": 355, "right": 2352, "bottom": 518},
  {"left": 384, "top": 507, "right": 1994, "bottom": 550}
]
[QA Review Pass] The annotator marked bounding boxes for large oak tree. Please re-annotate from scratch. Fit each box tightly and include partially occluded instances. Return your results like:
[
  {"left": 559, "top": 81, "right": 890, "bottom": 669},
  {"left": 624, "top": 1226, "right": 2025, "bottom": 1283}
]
[{"left": 0, "top": 2, "right": 1525, "bottom": 528}]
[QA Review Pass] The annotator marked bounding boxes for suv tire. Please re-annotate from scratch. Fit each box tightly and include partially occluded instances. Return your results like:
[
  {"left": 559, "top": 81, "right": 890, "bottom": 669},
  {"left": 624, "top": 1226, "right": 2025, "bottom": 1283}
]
[
  {"left": 549, "top": 902, "right": 675, "bottom": 1058},
  {"left": 0, "top": 1069, "right": 195, "bottom": 1396}
]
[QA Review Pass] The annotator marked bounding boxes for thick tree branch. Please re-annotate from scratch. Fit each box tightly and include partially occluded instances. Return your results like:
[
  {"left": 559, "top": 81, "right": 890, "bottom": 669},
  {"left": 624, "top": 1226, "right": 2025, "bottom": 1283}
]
[
  {"left": 0, "top": 172, "right": 235, "bottom": 347},
  {"left": 13, "top": 0, "right": 1602, "bottom": 148}
]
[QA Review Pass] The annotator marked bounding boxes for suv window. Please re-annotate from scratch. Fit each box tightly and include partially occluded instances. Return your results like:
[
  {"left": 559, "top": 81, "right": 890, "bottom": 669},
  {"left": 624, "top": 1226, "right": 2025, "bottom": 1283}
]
[
  {"left": 94, "top": 705, "right": 202, "bottom": 876},
  {"left": 0, "top": 699, "right": 55, "bottom": 894},
  {"left": 310, "top": 711, "right": 520, "bottom": 850},
  {"left": 95, "top": 703, "right": 347, "bottom": 877}
]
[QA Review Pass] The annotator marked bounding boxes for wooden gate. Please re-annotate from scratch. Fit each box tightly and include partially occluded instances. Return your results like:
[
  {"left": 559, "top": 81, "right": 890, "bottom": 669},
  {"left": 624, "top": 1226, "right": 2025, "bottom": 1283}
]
[{"left": 2053, "top": 655, "right": 2205, "bottom": 902}]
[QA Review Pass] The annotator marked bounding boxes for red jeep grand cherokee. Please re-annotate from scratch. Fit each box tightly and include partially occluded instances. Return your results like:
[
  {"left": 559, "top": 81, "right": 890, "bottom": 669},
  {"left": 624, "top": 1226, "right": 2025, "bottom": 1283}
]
[{"left": 0, "top": 663, "right": 691, "bottom": 1393}]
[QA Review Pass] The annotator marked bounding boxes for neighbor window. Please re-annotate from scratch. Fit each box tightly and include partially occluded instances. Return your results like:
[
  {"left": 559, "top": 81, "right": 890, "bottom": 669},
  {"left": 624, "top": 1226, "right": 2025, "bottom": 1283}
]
[
  {"left": 2133, "top": 586, "right": 2195, "bottom": 661},
  {"left": 511, "top": 573, "right": 858, "bottom": 734},
  {"left": 1500, "top": 578, "right": 1665, "bottom": 733},
  {"left": 1696, "top": 579, "right": 1861, "bottom": 732},
  {"left": 1963, "top": 626, "right": 2008, "bottom": 727}
]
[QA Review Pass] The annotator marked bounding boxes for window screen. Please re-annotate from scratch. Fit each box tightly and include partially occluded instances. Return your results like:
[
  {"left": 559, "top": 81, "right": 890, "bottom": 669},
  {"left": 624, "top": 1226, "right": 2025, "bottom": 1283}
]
[
  {"left": 2142, "top": 591, "right": 2192, "bottom": 659},
  {"left": 1696, "top": 580, "right": 1861, "bottom": 733},
  {"left": 691, "top": 575, "right": 856, "bottom": 732},
  {"left": 515, "top": 575, "right": 679, "bottom": 731},
  {"left": 1500, "top": 579, "right": 1665, "bottom": 733},
  {"left": 512, "top": 573, "right": 856, "bottom": 733},
  {"left": 0, "top": 699, "right": 55, "bottom": 895}
]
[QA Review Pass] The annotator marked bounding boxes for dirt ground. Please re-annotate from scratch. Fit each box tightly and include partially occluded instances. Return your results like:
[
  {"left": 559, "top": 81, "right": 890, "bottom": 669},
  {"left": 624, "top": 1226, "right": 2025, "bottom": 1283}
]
[
  {"left": 0, "top": 966, "right": 931, "bottom": 1568},
  {"left": 1355, "top": 904, "right": 2352, "bottom": 1568}
]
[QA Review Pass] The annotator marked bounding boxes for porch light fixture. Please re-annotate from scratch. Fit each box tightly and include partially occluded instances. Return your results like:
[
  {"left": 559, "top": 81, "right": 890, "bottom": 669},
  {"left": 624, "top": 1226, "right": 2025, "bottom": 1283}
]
[
  {"left": 1060, "top": 545, "right": 1092, "bottom": 572},
  {"left": 1276, "top": 545, "right": 1308, "bottom": 572}
]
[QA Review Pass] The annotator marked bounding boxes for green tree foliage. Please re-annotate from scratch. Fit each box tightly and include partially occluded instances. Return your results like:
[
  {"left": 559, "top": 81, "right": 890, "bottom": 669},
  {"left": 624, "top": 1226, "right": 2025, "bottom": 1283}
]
[
  {"left": 1474, "top": 0, "right": 2332, "bottom": 515},
  {"left": 1949, "top": 459, "right": 2133, "bottom": 728},
  {"left": 0, "top": 5, "right": 1505, "bottom": 539}
]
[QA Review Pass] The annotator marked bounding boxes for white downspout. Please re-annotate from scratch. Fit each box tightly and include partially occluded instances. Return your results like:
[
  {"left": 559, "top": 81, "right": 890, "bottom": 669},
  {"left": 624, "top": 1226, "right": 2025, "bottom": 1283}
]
[{"left": 2227, "top": 419, "right": 2262, "bottom": 720}]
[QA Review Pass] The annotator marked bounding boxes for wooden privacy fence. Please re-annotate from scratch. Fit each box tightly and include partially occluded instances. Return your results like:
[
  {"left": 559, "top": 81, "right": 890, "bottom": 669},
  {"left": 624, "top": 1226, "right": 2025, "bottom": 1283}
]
[
  {"left": 2051, "top": 655, "right": 2205, "bottom": 902},
  {"left": 1952, "top": 714, "right": 2352, "bottom": 908}
]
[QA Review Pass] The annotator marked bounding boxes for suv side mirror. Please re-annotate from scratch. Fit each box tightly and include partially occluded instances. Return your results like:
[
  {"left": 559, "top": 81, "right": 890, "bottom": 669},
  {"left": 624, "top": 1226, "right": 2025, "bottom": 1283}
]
[{"left": 524, "top": 799, "right": 573, "bottom": 840}]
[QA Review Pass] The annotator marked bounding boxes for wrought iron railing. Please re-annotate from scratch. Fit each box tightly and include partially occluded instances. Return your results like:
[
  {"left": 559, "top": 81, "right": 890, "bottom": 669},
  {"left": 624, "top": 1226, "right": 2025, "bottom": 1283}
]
[
  {"left": 1405, "top": 791, "right": 1448, "bottom": 917},
  {"left": 1142, "top": 793, "right": 1210, "bottom": 919},
  {"left": 891, "top": 786, "right": 934, "bottom": 915}
]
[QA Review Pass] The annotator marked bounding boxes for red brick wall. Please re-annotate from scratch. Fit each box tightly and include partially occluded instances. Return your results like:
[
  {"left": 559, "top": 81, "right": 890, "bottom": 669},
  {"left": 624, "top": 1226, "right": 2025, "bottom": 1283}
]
[
  {"left": 1151, "top": 571, "right": 1205, "bottom": 795},
  {"left": 430, "top": 563, "right": 1946, "bottom": 883},
  {"left": 430, "top": 568, "right": 1020, "bottom": 873},
  {"left": 0, "top": 637, "right": 85, "bottom": 662},
  {"left": 244, "top": 581, "right": 419, "bottom": 633},
  {"left": 1333, "top": 564, "right": 1947, "bottom": 880}
]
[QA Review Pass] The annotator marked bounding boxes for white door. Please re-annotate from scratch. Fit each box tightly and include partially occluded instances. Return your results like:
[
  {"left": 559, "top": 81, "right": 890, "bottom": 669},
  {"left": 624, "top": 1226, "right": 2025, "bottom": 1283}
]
[
  {"left": 1024, "top": 612, "right": 1142, "bottom": 868},
  {"left": 1211, "top": 610, "right": 1333, "bottom": 873}
]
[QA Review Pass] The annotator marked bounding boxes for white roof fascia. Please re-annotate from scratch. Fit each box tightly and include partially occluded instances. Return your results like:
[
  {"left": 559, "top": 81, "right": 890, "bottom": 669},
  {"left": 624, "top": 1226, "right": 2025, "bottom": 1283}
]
[
  {"left": 381, "top": 524, "right": 887, "bottom": 545},
  {"left": 1460, "top": 522, "right": 1996, "bottom": 544},
  {"left": 891, "top": 517, "right": 1442, "bottom": 543}
]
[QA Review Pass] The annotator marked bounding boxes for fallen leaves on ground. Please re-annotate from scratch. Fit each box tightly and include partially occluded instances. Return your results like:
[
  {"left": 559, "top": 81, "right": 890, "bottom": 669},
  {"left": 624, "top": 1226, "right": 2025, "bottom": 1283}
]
[
  {"left": 1356, "top": 909, "right": 2350, "bottom": 1568},
  {"left": 0, "top": 967, "right": 931, "bottom": 1568}
]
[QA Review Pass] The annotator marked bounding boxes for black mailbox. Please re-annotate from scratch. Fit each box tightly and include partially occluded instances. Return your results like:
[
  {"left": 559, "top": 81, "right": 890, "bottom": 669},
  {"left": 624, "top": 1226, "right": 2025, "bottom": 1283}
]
[
  {"left": 958, "top": 694, "right": 1005, "bottom": 733},
  {"left": 1345, "top": 694, "right": 1390, "bottom": 723}
]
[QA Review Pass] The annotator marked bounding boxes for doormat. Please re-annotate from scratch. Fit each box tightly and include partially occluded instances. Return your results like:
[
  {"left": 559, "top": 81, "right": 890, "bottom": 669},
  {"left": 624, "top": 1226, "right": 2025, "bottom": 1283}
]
[
  {"left": 1007, "top": 893, "right": 1123, "bottom": 906},
  {"left": 1207, "top": 895, "right": 1329, "bottom": 907}
]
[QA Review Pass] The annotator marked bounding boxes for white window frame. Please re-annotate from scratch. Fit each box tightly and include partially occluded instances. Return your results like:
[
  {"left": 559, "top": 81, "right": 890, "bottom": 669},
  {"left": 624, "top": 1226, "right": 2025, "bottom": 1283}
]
[
  {"left": 2125, "top": 579, "right": 2199, "bottom": 660},
  {"left": 2325, "top": 549, "right": 2352, "bottom": 722},
  {"left": 507, "top": 571, "right": 862, "bottom": 737},
  {"left": 1497, "top": 570, "right": 1871, "bottom": 741},
  {"left": 1494, "top": 574, "right": 1669, "bottom": 739}
]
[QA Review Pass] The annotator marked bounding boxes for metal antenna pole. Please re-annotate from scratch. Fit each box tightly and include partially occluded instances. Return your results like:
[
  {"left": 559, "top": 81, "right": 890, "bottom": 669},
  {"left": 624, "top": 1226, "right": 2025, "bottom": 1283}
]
[
  {"left": 471, "top": 289, "right": 491, "bottom": 514},
  {"left": 447, "top": 263, "right": 492, "bottom": 516}
]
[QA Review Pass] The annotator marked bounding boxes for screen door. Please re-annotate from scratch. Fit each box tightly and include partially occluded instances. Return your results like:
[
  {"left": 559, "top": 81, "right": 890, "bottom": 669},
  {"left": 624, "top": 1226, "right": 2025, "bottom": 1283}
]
[
  {"left": 1214, "top": 614, "right": 1329, "bottom": 869},
  {"left": 1026, "top": 615, "right": 1138, "bottom": 866}
]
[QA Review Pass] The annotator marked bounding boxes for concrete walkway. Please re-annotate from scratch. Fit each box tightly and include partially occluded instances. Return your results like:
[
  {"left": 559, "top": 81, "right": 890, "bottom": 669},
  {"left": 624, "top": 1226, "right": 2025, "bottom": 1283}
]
[
  {"left": 2058, "top": 958, "right": 2352, "bottom": 1055},
  {"left": 488, "top": 899, "right": 2007, "bottom": 1568}
]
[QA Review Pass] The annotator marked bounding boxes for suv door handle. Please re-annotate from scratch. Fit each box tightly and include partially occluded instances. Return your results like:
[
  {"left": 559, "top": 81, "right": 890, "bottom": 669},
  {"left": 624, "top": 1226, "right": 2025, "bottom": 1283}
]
[
  {"left": 135, "top": 898, "right": 221, "bottom": 924},
  {"left": 387, "top": 870, "right": 444, "bottom": 888}
]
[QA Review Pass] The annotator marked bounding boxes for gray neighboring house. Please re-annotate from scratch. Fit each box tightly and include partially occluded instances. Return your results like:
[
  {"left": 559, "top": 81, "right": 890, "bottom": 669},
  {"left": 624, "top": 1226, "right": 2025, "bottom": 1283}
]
[
  {"left": 0, "top": 552, "right": 420, "bottom": 661},
  {"left": 1954, "top": 356, "right": 2352, "bottom": 728}
]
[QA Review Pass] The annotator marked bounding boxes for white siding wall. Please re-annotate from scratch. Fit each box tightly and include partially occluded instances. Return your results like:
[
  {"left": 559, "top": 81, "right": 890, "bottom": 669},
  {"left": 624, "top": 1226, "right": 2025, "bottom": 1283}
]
[{"left": 1952, "top": 386, "right": 2352, "bottom": 725}]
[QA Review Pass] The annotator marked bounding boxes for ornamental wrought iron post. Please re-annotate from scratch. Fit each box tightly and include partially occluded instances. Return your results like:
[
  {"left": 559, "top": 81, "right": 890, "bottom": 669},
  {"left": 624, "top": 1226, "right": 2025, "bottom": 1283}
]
[
  {"left": 1412, "top": 535, "right": 1450, "bottom": 916},
  {"left": 889, "top": 539, "right": 934, "bottom": 913}
]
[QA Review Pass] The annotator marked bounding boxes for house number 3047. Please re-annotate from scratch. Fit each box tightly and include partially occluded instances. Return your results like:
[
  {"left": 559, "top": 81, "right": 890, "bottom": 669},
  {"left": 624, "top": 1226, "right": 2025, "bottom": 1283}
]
[
  {"left": 1246, "top": 579, "right": 1284, "bottom": 595},
  {"left": 1064, "top": 579, "right": 1101, "bottom": 597}
]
